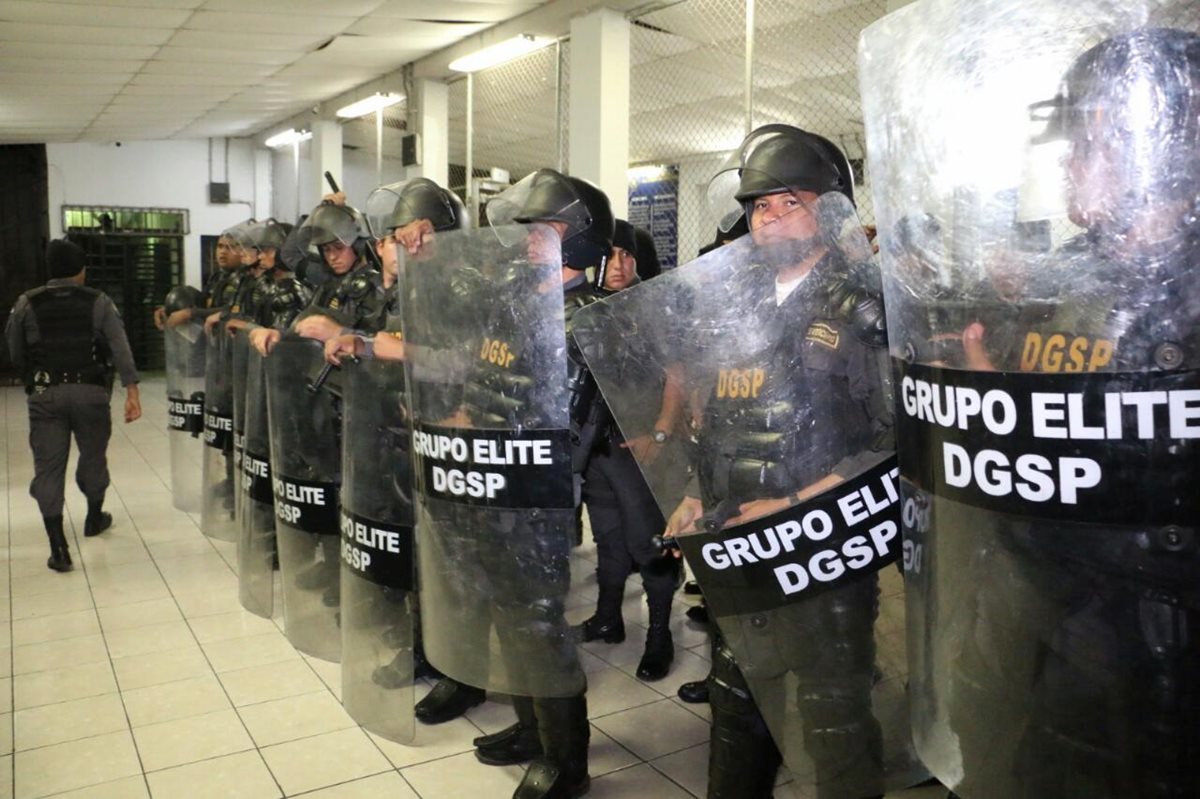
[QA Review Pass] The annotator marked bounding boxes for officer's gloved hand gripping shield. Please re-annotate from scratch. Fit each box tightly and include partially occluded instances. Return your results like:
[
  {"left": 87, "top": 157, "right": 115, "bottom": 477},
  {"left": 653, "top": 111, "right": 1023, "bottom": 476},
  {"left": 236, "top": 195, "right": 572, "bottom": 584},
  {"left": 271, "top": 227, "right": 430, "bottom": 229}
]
[
  {"left": 400, "top": 222, "right": 583, "bottom": 699},
  {"left": 860, "top": 2, "right": 1200, "bottom": 796},
  {"left": 266, "top": 335, "right": 343, "bottom": 662},
  {"left": 573, "top": 191, "right": 926, "bottom": 796},
  {"left": 200, "top": 319, "right": 238, "bottom": 541},
  {"left": 164, "top": 295, "right": 205, "bottom": 513}
]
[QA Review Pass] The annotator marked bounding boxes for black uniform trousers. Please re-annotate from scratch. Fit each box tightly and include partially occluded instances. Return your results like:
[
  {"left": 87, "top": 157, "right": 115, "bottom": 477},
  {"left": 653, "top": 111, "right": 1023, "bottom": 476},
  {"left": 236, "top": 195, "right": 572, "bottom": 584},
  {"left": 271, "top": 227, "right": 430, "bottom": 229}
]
[
  {"left": 27, "top": 383, "right": 112, "bottom": 517},
  {"left": 583, "top": 443, "right": 671, "bottom": 591}
]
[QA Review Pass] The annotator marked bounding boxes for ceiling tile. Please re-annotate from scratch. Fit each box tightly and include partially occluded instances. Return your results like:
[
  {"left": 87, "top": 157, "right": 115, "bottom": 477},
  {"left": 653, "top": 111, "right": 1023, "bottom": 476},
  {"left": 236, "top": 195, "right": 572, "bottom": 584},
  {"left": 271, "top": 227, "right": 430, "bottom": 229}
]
[
  {"left": 154, "top": 45, "right": 298, "bottom": 65},
  {"left": 371, "top": 0, "right": 537, "bottom": 23},
  {"left": 140, "top": 59, "right": 276, "bottom": 78},
  {"left": 0, "top": 56, "right": 144, "bottom": 72},
  {"left": 200, "top": 0, "right": 383, "bottom": 15},
  {"left": 0, "top": 21, "right": 174, "bottom": 45},
  {"left": 167, "top": 29, "right": 328, "bottom": 51},
  {"left": 184, "top": 10, "right": 357, "bottom": 36},
  {"left": 0, "top": 41, "right": 159, "bottom": 59},
  {"left": 0, "top": 0, "right": 194, "bottom": 28}
]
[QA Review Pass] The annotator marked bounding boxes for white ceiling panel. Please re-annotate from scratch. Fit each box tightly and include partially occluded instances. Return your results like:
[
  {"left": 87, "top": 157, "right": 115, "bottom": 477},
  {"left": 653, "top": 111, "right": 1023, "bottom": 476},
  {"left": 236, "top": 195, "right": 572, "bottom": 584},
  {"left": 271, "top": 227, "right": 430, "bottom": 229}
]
[
  {"left": 0, "top": 21, "right": 174, "bottom": 45},
  {"left": 167, "top": 29, "right": 328, "bottom": 51},
  {"left": 0, "top": 72, "right": 132, "bottom": 85},
  {"left": 154, "top": 46, "right": 299, "bottom": 65},
  {"left": 184, "top": 10, "right": 357, "bottom": 36},
  {"left": 0, "top": 42, "right": 159, "bottom": 59},
  {"left": 0, "top": 57, "right": 144, "bottom": 72},
  {"left": 0, "top": 0, "right": 548, "bottom": 142},
  {"left": 0, "top": 0, "right": 194, "bottom": 27},
  {"left": 199, "top": 0, "right": 384, "bottom": 15},
  {"left": 372, "top": 0, "right": 538, "bottom": 22},
  {"left": 130, "top": 73, "right": 258, "bottom": 87},
  {"left": 41, "top": 0, "right": 200, "bottom": 7},
  {"left": 139, "top": 59, "right": 276, "bottom": 78}
]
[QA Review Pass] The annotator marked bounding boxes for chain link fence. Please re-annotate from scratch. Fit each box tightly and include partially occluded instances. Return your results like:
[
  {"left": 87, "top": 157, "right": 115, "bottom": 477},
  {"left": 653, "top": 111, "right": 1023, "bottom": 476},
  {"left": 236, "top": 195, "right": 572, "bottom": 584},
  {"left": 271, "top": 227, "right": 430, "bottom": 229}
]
[
  {"left": 447, "top": 42, "right": 570, "bottom": 219},
  {"left": 630, "top": 0, "right": 888, "bottom": 264},
  {"left": 443, "top": 2, "right": 887, "bottom": 253}
]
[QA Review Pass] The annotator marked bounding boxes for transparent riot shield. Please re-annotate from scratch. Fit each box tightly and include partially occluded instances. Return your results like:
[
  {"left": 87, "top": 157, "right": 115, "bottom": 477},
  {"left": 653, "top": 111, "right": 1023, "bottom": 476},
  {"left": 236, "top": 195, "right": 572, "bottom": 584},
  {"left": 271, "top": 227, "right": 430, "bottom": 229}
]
[
  {"left": 401, "top": 223, "right": 583, "bottom": 698},
  {"left": 238, "top": 347, "right": 276, "bottom": 619},
  {"left": 266, "top": 336, "right": 343, "bottom": 662},
  {"left": 231, "top": 329, "right": 250, "bottom": 534},
  {"left": 201, "top": 325, "right": 238, "bottom": 541},
  {"left": 165, "top": 320, "right": 206, "bottom": 513},
  {"left": 861, "top": 4, "right": 1200, "bottom": 797},
  {"left": 340, "top": 356, "right": 415, "bottom": 743},
  {"left": 574, "top": 193, "right": 926, "bottom": 795}
]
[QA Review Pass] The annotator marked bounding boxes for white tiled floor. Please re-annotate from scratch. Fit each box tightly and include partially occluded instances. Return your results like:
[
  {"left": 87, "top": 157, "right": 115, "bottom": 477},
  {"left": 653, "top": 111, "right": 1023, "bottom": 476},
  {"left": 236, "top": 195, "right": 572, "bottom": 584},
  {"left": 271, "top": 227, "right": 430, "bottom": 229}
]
[{"left": 0, "top": 376, "right": 946, "bottom": 799}]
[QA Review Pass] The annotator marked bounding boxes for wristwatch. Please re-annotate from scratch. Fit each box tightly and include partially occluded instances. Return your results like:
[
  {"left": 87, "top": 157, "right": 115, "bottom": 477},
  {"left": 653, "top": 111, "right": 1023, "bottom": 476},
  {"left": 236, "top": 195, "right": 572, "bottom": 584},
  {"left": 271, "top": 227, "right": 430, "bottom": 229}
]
[{"left": 652, "top": 430, "right": 670, "bottom": 444}]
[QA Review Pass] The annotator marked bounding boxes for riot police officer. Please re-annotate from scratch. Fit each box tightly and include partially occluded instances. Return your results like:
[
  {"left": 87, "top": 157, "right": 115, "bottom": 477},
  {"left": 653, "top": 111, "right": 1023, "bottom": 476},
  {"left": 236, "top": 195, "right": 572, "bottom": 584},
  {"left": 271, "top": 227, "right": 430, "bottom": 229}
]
[
  {"left": 252, "top": 204, "right": 386, "bottom": 355},
  {"left": 162, "top": 227, "right": 244, "bottom": 330},
  {"left": 955, "top": 27, "right": 1197, "bottom": 799},
  {"left": 576, "top": 218, "right": 683, "bottom": 682},
  {"left": 324, "top": 178, "right": 472, "bottom": 739},
  {"left": 659, "top": 126, "right": 901, "bottom": 799},
  {"left": 5, "top": 238, "right": 142, "bottom": 571},
  {"left": 403, "top": 169, "right": 613, "bottom": 798}
]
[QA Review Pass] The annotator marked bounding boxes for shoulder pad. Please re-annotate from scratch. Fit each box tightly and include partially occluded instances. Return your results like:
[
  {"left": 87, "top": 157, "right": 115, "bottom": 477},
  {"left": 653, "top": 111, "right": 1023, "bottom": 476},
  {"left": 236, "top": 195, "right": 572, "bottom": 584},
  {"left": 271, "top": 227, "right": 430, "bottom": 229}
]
[
  {"left": 344, "top": 270, "right": 378, "bottom": 300},
  {"left": 824, "top": 261, "right": 887, "bottom": 347}
]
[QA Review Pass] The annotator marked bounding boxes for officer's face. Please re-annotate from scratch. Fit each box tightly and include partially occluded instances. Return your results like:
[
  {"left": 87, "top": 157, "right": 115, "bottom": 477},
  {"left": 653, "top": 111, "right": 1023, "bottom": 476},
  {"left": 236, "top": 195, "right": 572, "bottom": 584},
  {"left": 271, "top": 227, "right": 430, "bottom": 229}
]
[
  {"left": 321, "top": 240, "right": 357, "bottom": 274},
  {"left": 259, "top": 247, "right": 277, "bottom": 270},
  {"left": 376, "top": 236, "right": 398, "bottom": 278},
  {"left": 604, "top": 247, "right": 637, "bottom": 290},
  {"left": 239, "top": 246, "right": 258, "bottom": 267},
  {"left": 216, "top": 237, "right": 240, "bottom": 269},
  {"left": 750, "top": 190, "right": 820, "bottom": 242},
  {"left": 527, "top": 221, "right": 568, "bottom": 265}
]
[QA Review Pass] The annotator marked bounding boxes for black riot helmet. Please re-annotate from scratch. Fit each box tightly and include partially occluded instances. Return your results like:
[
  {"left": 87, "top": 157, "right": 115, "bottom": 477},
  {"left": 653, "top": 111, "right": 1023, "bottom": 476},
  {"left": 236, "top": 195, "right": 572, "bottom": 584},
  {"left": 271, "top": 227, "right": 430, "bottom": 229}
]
[
  {"left": 366, "top": 178, "right": 467, "bottom": 238},
  {"left": 708, "top": 124, "right": 855, "bottom": 232},
  {"left": 487, "top": 169, "right": 616, "bottom": 272},
  {"left": 295, "top": 203, "right": 372, "bottom": 261},
  {"left": 1038, "top": 27, "right": 1199, "bottom": 248},
  {"left": 163, "top": 284, "right": 202, "bottom": 314},
  {"left": 251, "top": 218, "right": 291, "bottom": 252}
]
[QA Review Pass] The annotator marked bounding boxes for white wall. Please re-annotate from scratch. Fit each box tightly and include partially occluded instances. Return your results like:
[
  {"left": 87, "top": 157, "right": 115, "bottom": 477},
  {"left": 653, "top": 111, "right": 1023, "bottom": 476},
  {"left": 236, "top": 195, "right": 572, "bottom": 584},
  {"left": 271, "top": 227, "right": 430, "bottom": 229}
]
[{"left": 46, "top": 138, "right": 272, "bottom": 287}]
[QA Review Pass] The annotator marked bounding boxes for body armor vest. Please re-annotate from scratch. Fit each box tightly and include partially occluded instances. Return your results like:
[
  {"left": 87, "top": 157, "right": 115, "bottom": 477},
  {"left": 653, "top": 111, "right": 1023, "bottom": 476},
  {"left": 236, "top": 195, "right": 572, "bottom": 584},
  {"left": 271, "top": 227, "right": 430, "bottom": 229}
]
[
  {"left": 24, "top": 286, "right": 108, "bottom": 392},
  {"left": 698, "top": 260, "right": 877, "bottom": 506},
  {"left": 305, "top": 263, "right": 384, "bottom": 332}
]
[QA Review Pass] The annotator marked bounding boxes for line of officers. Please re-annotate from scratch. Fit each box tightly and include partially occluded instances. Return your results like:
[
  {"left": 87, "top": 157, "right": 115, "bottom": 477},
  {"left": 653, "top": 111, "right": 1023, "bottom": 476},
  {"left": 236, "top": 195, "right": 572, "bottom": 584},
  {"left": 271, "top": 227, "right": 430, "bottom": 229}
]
[{"left": 155, "top": 22, "right": 1199, "bottom": 799}]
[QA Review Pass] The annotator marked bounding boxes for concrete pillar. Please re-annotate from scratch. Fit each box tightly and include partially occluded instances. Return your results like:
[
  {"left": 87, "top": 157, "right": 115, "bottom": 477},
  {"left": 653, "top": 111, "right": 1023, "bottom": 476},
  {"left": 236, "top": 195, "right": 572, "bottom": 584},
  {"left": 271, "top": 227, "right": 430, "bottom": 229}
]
[
  {"left": 410, "top": 79, "right": 449, "bottom": 188},
  {"left": 568, "top": 8, "right": 630, "bottom": 218},
  {"left": 312, "top": 119, "right": 343, "bottom": 198}
]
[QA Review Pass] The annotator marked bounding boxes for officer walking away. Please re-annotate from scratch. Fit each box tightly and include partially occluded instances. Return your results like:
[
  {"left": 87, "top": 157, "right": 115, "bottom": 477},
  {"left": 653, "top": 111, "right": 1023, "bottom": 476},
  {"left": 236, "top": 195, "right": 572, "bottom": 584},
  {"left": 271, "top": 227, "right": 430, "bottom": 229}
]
[{"left": 5, "top": 238, "right": 142, "bottom": 571}]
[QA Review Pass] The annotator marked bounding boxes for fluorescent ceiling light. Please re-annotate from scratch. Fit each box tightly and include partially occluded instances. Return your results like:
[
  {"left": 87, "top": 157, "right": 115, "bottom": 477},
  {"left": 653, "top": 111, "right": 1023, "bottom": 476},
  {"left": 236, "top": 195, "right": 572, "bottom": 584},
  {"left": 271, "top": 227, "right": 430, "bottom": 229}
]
[
  {"left": 336, "top": 92, "right": 404, "bottom": 118},
  {"left": 265, "top": 128, "right": 311, "bottom": 148},
  {"left": 448, "top": 35, "right": 554, "bottom": 73}
]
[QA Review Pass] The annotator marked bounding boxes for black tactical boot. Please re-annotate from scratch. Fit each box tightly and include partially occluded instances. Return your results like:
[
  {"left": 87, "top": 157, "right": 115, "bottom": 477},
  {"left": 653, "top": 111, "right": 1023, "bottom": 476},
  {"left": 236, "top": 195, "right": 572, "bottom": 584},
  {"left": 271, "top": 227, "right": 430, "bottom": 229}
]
[
  {"left": 371, "top": 650, "right": 413, "bottom": 690},
  {"left": 476, "top": 696, "right": 543, "bottom": 765},
  {"left": 44, "top": 515, "right": 73, "bottom": 573},
  {"left": 576, "top": 582, "right": 625, "bottom": 643},
  {"left": 677, "top": 679, "right": 710, "bottom": 704},
  {"left": 84, "top": 497, "right": 112, "bottom": 537},
  {"left": 636, "top": 573, "right": 675, "bottom": 681},
  {"left": 415, "top": 677, "right": 485, "bottom": 725},
  {"left": 514, "top": 695, "right": 590, "bottom": 798}
]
